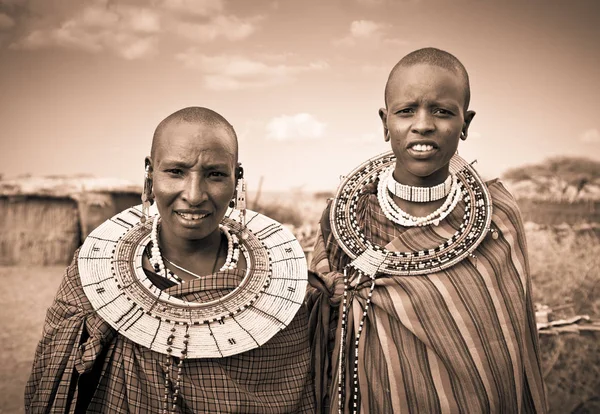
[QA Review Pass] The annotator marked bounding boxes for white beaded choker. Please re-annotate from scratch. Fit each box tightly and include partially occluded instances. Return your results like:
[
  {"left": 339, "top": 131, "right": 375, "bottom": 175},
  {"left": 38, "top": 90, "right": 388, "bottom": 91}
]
[
  {"left": 378, "top": 167, "right": 461, "bottom": 227},
  {"left": 387, "top": 171, "right": 453, "bottom": 202},
  {"left": 149, "top": 216, "right": 240, "bottom": 283}
]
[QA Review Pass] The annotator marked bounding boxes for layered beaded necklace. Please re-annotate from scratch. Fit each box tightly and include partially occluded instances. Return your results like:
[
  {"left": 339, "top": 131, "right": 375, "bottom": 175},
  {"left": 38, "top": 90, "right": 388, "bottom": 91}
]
[
  {"left": 387, "top": 171, "right": 453, "bottom": 202},
  {"left": 78, "top": 205, "right": 308, "bottom": 414},
  {"left": 377, "top": 166, "right": 461, "bottom": 227},
  {"left": 148, "top": 214, "right": 243, "bottom": 413},
  {"left": 330, "top": 151, "right": 493, "bottom": 413},
  {"left": 149, "top": 215, "right": 241, "bottom": 284}
]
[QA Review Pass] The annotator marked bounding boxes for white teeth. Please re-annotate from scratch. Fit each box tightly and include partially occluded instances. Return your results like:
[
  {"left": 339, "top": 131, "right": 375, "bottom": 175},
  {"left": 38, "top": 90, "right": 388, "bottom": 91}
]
[
  {"left": 178, "top": 212, "right": 208, "bottom": 220},
  {"left": 412, "top": 144, "right": 434, "bottom": 152}
]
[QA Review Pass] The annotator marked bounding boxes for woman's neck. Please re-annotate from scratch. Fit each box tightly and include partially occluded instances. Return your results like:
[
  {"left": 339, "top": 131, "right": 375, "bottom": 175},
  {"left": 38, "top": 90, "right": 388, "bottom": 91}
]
[
  {"left": 390, "top": 164, "right": 451, "bottom": 217},
  {"left": 159, "top": 226, "right": 222, "bottom": 265},
  {"left": 392, "top": 164, "right": 450, "bottom": 188}
]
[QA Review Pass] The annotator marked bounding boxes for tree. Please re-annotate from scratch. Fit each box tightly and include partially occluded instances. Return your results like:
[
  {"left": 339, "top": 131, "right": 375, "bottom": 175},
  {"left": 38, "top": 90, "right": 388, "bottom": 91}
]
[{"left": 502, "top": 157, "right": 600, "bottom": 198}]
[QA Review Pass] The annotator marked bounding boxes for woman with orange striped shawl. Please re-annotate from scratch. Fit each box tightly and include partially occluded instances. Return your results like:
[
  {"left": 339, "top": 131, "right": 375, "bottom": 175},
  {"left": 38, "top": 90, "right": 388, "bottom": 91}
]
[{"left": 307, "top": 48, "right": 547, "bottom": 413}]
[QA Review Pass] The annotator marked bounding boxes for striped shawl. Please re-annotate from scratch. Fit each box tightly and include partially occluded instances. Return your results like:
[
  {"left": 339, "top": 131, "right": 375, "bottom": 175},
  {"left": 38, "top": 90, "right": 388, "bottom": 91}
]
[{"left": 307, "top": 179, "right": 547, "bottom": 413}]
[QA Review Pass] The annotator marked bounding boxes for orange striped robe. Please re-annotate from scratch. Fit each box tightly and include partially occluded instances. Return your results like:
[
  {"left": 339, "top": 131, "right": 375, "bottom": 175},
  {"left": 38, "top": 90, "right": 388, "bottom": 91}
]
[{"left": 307, "top": 180, "right": 547, "bottom": 413}]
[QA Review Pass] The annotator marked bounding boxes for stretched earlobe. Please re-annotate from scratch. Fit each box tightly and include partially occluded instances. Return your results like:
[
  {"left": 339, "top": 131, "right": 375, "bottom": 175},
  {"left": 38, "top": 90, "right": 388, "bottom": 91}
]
[
  {"left": 233, "top": 162, "right": 247, "bottom": 229},
  {"left": 141, "top": 164, "right": 153, "bottom": 223}
]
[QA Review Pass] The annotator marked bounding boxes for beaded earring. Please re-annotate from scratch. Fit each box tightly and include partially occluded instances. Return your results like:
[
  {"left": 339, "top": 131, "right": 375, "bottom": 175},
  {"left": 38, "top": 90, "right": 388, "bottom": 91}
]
[
  {"left": 234, "top": 163, "right": 247, "bottom": 228},
  {"left": 141, "top": 164, "right": 152, "bottom": 223}
]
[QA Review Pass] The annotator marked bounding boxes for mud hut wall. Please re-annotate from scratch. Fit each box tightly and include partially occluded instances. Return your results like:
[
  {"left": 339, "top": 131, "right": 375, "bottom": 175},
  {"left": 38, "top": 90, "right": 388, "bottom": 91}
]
[
  {"left": 113, "top": 193, "right": 142, "bottom": 213},
  {"left": 77, "top": 192, "right": 141, "bottom": 241},
  {"left": 0, "top": 196, "right": 80, "bottom": 265}
]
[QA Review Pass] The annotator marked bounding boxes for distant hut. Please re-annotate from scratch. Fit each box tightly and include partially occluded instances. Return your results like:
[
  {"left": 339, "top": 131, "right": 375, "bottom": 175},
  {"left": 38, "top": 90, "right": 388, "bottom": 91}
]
[{"left": 0, "top": 175, "right": 141, "bottom": 266}]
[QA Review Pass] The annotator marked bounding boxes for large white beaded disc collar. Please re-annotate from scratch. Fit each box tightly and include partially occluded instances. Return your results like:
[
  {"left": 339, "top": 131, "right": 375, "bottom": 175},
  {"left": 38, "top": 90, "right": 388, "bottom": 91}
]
[
  {"left": 78, "top": 203, "right": 307, "bottom": 359},
  {"left": 330, "top": 150, "right": 493, "bottom": 277}
]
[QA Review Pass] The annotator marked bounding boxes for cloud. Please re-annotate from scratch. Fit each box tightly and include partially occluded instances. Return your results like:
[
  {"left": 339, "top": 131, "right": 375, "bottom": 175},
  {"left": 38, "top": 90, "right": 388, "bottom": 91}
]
[
  {"left": 334, "top": 20, "right": 387, "bottom": 46},
  {"left": 10, "top": 2, "right": 161, "bottom": 59},
  {"left": 8, "top": 0, "right": 260, "bottom": 59},
  {"left": 0, "top": 13, "right": 15, "bottom": 30},
  {"left": 333, "top": 19, "right": 407, "bottom": 47},
  {"left": 266, "top": 113, "right": 327, "bottom": 141},
  {"left": 176, "top": 51, "right": 329, "bottom": 90},
  {"left": 351, "top": 20, "right": 385, "bottom": 38},
  {"left": 159, "top": 0, "right": 224, "bottom": 16},
  {"left": 580, "top": 128, "right": 600, "bottom": 144},
  {"left": 173, "top": 14, "right": 258, "bottom": 42}
]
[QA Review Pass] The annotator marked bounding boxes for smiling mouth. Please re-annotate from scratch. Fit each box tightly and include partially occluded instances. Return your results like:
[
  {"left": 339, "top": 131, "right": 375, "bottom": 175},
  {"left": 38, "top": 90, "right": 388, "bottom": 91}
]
[
  {"left": 409, "top": 143, "right": 437, "bottom": 152},
  {"left": 175, "top": 212, "right": 210, "bottom": 221}
]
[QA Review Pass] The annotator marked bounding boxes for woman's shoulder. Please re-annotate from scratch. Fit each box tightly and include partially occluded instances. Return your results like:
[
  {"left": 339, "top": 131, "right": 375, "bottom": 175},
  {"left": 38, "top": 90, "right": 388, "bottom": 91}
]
[
  {"left": 485, "top": 178, "right": 521, "bottom": 210},
  {"left": 54, "top": 247, "right": 96, "bottom": 313}
]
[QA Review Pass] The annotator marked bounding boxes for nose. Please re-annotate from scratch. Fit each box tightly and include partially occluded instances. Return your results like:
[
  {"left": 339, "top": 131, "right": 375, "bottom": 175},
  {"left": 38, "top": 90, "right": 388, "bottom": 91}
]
[
  {"left": 411, "top": 109, "right": 435, "bottom": 135},
  {"left": 182, "top": 173, "right": 208, "bottom": 206}
]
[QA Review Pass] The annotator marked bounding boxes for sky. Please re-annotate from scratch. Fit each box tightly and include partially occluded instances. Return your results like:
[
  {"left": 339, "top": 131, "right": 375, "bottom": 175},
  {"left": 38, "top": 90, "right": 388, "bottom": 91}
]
[{"left": 0, "top": 0, "right": 599, "bottom": 192}]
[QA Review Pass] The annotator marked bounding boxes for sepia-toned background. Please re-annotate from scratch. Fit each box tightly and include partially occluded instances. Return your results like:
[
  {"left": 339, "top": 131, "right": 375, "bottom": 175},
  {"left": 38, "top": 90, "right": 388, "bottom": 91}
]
[{"left": 0, "top": 0, "right": 599, "bottom": 413}]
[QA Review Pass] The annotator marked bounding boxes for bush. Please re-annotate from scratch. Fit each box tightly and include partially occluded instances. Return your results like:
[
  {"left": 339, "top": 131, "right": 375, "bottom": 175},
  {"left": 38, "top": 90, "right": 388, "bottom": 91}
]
[{"left": 527, "top": 224, "right": 600, "bottom": 413}]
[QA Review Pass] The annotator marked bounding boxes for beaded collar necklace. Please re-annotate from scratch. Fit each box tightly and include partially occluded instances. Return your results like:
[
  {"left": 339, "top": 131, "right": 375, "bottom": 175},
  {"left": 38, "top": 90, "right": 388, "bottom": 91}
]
[
  {"left": 78, "top": 205, "right": 307, "bottom": 414},
  {"left": 378, "top": 167, "right": 461, "bottom": 227},
  {"left": 387, "top": 171, "right": 453, "bottom": 202},
  {"left": 330, "top": 151, "right": 494, "bottom": 413},
  {"left": 148, "top": 218, "right": 241, "bottom": 283}
]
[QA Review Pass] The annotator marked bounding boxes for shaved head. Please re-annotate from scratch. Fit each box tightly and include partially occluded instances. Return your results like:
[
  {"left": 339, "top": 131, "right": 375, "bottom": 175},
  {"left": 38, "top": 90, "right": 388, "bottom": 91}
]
[
  {"left": 150, "top": 107, "right": 238, "bottom": 163},
  {"left": 384, "top": 47, "right": 471, "bottom": 111}
]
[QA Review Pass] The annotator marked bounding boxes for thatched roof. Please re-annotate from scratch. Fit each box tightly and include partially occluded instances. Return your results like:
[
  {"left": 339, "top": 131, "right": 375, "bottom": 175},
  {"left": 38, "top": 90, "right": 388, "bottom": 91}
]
[{"left": 0, "top": 175, "right": 141, "bottom": 199}]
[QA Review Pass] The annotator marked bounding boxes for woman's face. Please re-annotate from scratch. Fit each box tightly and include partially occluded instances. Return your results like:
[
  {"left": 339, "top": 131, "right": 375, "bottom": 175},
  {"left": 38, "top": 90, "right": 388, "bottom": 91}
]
[
  {"left": 380, "top": 64, "right": 474, "bottom": 186},
  {"left": 149, "top": 121, "right": 236, "bottom": 244}
]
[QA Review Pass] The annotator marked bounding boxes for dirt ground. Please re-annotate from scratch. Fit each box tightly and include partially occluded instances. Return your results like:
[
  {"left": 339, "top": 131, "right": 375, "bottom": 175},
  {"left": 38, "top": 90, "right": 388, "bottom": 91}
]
[{"left": 0, "top": 266, "right": 65, "bottom": 414}]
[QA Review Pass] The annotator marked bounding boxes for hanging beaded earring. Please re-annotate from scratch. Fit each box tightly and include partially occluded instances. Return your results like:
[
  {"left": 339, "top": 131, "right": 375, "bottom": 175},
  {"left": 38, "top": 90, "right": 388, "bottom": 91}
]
[
  {"left": 141, "top": 164, "right": 152, "bottom": 223},
  {"left": 234, "top": 163, "right": 247, "bottom": 228}
]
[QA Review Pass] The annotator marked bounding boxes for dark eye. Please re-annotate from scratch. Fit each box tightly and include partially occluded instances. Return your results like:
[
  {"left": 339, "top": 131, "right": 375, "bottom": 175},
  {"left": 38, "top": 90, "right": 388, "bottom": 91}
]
[
  {"left": 208, "top": 171, "right": 227, "bottom": 179},
  {"left": 165, "top": 168, "right": 183, "bottom": 176},
  {"left": 434, "top": 108, "right": 454, "bottom": 116},
  {"left": 396, "top": 108, "right": 414, "bottom": 115}
]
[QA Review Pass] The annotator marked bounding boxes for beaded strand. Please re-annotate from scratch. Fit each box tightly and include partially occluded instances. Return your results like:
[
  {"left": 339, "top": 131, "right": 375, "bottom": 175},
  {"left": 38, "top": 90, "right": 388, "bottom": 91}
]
[
  {"left": 377, "top": 167, "right": 461, "bottom": 227},
  {"left": 329, "top": 154, "right": 493, "bottom": 277},
  {"left": 150, "top": 216, "right": 167, "bottom": 278},
  {"left": 163, "top": 325, "right": 189, "bottom": 414},
  {"left": 338, "top": 267, "right": 349, "bottom": 414},
  {"left": 150, "top": 218, "right": 240, "bottom": 282},
  {"left": 387, "top": 171, "right": 452, "bottom": 202}
]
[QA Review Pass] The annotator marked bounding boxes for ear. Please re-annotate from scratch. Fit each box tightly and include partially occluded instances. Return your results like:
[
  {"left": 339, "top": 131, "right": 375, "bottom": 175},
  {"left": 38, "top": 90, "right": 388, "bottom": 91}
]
[
  {"left": 379, "top": 107, "right": 390, "bottom": 142},
  {"left": 235, "top": 162, "right": 244, "bottom": 184},
  {"left": 144, "top": 156, "right": 153, "bottom": 173},
  {"left": 144, "top": 156, "right": 154, "bottom": 199},
  {"left": 461, "top": 110, "right": 476, "bottom": 140}
]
